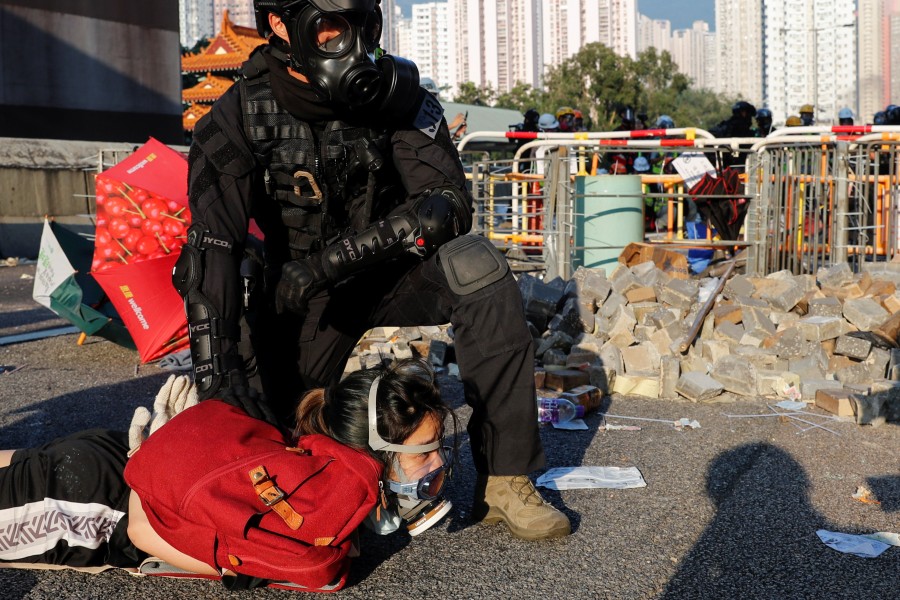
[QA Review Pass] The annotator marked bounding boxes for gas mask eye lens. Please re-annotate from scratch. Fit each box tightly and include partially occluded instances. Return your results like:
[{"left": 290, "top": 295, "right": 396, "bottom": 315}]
[{"left": 313, "top": 14, "right": 352, "bottom": 55}]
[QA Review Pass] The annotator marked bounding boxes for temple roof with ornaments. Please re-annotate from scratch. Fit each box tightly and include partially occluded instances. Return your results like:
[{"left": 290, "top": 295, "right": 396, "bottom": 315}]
[
  {"left": 181, "top": 9, "right": 263, "bottom": 74},
  {"left": 183, "top": 73, "right": 236, "bottom": 103},
  {"left": 182, "top": 103, "right": 212, "bottom": 132}
]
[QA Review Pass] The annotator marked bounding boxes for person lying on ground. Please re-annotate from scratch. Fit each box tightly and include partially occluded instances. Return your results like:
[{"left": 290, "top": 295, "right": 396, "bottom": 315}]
[{"left": 0, "top": 358, "right": 457, "bottom": 590}]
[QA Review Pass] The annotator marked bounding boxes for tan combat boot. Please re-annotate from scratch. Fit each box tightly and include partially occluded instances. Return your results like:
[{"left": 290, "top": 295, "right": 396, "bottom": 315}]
[{"left": 472, "top": 474, "right": 571, "bottom": 540}]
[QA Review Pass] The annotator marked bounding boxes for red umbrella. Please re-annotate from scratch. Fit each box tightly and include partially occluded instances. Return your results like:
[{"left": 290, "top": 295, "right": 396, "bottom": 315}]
[{"left": 90, "top": 138, "right": 191, "bottom": 363}]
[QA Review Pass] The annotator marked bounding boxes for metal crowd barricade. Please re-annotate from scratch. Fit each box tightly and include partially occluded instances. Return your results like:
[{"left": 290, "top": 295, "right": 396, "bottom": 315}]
[
  {"left": 747, "top": 127, "right": 900, "bottom": 275},
  {"left": 459, "top": 129, "right": 763, "bottom": 278}
]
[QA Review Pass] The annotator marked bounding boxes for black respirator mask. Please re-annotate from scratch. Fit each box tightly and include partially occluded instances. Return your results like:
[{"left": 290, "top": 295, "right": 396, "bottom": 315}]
[{"left": 284, "top": 0, "right": 420, "bottom": 120}]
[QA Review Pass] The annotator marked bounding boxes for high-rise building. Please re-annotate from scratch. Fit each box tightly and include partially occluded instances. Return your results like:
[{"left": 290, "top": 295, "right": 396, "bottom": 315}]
[
  {"left": 214, "top": 0, "right": 255, "bottom": 30},
  {"left": 858, "top": 0, "right": 885, "bottom": 123},
  {"left": 180, "top": 0, "right": 216, "bottom": 48},
  {"left": 542, "top": 0, "right": 637, "bottom": 70},
  {"left": 671, "top": 21, "right": 714, "bottom": 90},
  {"left": 716, "top": 0, "right": 764, "bottom": 102},
  {"left": 889, "top": 0, "right": 900, "bottom": 107},
  {"left": 638, "top": 15, "right": 672, "bottom": 54},
  {"left": 451, "top": 0, "right": 542, "bottom": 95},
  {"left": 408, "top": 3, "right": 454, "bottom": 94},
  {"left": 763, "top": 0, "right": 856, "bottom": 124}
]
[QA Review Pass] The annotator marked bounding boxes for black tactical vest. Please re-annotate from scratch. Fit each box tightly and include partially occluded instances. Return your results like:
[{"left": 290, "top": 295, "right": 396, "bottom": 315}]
[{"left": 239, "top": 51, "right": 397, "bottom": 258}]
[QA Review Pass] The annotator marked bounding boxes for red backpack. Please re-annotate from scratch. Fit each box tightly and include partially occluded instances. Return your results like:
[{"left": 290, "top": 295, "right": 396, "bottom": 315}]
[{"left": 124, "top": 400, "right": 382, "bottom": 592}]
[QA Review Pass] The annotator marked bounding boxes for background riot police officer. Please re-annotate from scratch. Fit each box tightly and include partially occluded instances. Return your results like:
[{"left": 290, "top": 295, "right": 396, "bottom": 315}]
[{"left": 173, "top": 0, "right": 570, "bottom": 541}]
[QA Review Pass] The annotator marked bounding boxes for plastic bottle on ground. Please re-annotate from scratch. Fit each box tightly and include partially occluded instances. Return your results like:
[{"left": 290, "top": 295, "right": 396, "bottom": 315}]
[{"left": 537, "top": 397, "right": 586, "bottom": 424}]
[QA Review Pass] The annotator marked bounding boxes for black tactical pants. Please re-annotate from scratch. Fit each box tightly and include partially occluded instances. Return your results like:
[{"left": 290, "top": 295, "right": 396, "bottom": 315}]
[{"left": 244, "top": 244, "right": 546, "bottom": 476}]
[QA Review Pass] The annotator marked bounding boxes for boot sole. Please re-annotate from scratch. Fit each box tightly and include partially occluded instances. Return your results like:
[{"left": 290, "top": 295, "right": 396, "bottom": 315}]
[{"left": 478, "top": 507, "right": 572, "bottom": 541}]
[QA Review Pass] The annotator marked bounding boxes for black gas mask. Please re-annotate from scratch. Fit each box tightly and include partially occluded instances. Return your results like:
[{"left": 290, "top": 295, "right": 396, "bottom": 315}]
[{"left": 281, "top": 0, "right": 420, "bottom": 120}]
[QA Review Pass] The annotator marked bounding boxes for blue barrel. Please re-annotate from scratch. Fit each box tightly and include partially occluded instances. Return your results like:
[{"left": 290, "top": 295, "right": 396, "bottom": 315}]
[{"left": 573, "top": 175, "right": 645, "bottom": 269}]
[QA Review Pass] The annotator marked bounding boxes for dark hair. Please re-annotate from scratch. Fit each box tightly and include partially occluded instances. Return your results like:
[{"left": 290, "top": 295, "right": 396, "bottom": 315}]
[{"left": 294, "top": 358, "right": 458, "bottom": 467}]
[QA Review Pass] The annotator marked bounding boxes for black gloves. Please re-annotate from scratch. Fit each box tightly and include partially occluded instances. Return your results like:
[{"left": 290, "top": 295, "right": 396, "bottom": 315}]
[{"left": 275, "top": 257, "right": 328, "bottom": 314}]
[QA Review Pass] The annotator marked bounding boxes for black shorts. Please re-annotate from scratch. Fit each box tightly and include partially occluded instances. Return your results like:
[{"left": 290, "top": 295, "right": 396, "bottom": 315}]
[{"left": 0, "top": 429, "right": 145, "bottom": 568}]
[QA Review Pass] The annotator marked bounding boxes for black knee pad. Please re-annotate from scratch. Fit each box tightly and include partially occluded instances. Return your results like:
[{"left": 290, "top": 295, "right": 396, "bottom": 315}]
[{"left": 437, "top": 235, "right": 509, "bottom": 296}]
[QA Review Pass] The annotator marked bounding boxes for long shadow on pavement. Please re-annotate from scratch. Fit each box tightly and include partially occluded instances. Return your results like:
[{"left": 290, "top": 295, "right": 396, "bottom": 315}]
[{"left": 660, "top": 442, "right": 899, "bottom": 599}]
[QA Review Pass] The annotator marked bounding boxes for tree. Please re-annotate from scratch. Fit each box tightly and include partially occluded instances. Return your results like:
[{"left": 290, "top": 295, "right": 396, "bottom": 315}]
[
  {"left": 452, "top": 81, "right": 495, "bottom": 106},
  {"left": 494, "top": 82, "right": 544, "bottom": 115}
]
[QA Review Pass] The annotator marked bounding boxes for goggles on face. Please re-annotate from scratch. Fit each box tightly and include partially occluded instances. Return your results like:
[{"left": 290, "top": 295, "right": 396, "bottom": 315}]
[
  {"left": 309, "top": 9, "right": 381, "bottom": 56},
  {"left": 388, "top": 446, "right": 453, "bottom": 501}
]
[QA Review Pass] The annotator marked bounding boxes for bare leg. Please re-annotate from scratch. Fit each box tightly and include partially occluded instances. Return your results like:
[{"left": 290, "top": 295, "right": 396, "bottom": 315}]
[{"left": 0, "top": 449, "right": 17, "bottom": 468}]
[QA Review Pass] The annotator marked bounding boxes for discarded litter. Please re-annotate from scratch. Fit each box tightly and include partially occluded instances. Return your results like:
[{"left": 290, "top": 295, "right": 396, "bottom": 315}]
[
  {"left": 601, "top": 423, "right": 642, "bottom": 432},
  {"left": 852, "top": 485, "right": 881, "bottom": 505},
  {"left": 782, "top": 384, "right": 802, "bottom": 402},
  {"left": 0, "top": 365, "right": 26, "bottom": 375},
  {"left": 674, "top": 418, "right": 701, "bottom": 430},
  {"left": 816, "top": 530, "right": 895, "bottom": 558},
  {"left": 601, "top": 413, "right": 699, "bottom": 430},
  {"left": 775, "top": 400, "right": 807, "bottom": 411},
  {"left": 536, "top": 466, "right": 647, "bottom": 490},
  {"left": 20, "top": 273, "right": 34, "bottom": 280},
  {"left": 552, "top": 419, "right": 589, "bottom": 430}
]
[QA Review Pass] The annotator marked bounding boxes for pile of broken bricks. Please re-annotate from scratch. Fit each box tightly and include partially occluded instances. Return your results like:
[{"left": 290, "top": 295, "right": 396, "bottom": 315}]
[{"left": 348, "top": 260, "right": 900, "bottom": 426}]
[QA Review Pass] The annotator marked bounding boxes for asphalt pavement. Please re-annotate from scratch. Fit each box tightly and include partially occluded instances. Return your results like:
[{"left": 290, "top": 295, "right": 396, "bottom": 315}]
[{"left": 1, "top": 262, "right": 898, "bottom": 599}]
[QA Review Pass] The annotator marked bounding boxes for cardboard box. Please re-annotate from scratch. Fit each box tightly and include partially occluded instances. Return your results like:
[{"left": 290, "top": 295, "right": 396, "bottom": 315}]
[
  {"left": 815, "top": 389, "right": 858, "bottom": 417},
  {"left": 543, "top": 369, "right": 591, "bottom": 392}
]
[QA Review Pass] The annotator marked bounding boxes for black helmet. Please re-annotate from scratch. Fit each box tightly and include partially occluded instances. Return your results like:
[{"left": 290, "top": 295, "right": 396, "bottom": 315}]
[
  {"left": 254, "top": 0, "right": 377, "bottom": 38},
  {"left": 524, "top": 108, "right": 540, "bottom": 125},
  {"left": 619, "top": 106, "right": 635, "bottom": 123},
  {"left": 874, "top": 111, "right": 887, "bottom": 125},
  {"left": 732, "top": 101, "right": 757, "bottom": 118},
  {"left": 756, "top": 108, "right": 772, "bottom": 120},
  {"left": 888, "top": 105, "right": 900, "bottom": 125}
]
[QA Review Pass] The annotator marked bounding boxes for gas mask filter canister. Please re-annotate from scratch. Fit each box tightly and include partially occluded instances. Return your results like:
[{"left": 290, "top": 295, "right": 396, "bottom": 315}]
[{"left": 365, "top": 376, "right": 453, "bottom": 536}]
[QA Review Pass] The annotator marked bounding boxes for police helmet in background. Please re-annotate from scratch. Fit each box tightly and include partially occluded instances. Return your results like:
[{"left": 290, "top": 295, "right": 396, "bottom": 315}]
[
  {"left": 755, "top": 108, "right": 772, "bottom": 129},
  {"left": 253, "top": 0, "right": 420, "bottom": 119},
  {"left": 633, "top": 156, "right": 651, "bottom": 173},
  {"left": 732, "top": 101, "right": 757, "bottom": 121},
  {"left": 799, "top": 104, "right": 815, "bottom": 126},
  {"left": 655, "top": 115, "right": 675, "bottom": 129},
  {"left": 785, "top": 115, "right": 802, "bottom": 127},
  {"left": 837, "top": 107, "right": 853, "bottom": 126},
  {"left": 538, "top": 113, "right": 560, "bottom": 131}
]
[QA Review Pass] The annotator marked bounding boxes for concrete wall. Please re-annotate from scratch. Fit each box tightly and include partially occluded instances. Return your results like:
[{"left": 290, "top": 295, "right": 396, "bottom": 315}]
[{"left": 0, "top": 0, "right": 183, "bottom": 144}]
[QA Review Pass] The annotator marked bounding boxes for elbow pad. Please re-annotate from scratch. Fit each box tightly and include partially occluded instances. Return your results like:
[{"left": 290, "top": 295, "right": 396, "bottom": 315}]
[
  {"left": 413, "top": 186, "right": 472, "bottom": 254},
  {"left": 320, "top": 213, "right": 418, "bottom": 282}
]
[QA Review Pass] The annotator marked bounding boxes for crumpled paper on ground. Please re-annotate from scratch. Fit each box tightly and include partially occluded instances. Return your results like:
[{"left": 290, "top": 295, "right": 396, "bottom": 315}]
[
  {"left": 816, "top": 530, "right": 897, "bottom": 558},
  {"left": 536, "top": 466, "right": 647, "bottom": 490},
  {"left": 775, "top": 400, "right": 807, "bottom": 411}
]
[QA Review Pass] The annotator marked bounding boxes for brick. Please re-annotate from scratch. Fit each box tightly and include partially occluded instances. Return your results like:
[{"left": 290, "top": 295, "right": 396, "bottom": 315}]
[
  {"left": 630, "top": 302, "right": 661, "bottom": 325},
  {"left": 835, "top": 363, "right": 873, "bottom": 386},
  {"left": 560, "top": 385, "right": 603, "bottom": 413},
  {"left": 566, "top": 343, "right": 601, "bottom": 368},
  {"left": 866, "top": 347, "right": 891, "bottom": 379},
  {"left": 713, "top": 304, "right": 743, "bottom": 326},
  {"left": 757, "top": 279, "right": 805, "bottom": 311},
  {"left": 843, "top": 298, "right": 890, "bottom": 331},
  {"left": 714, "top": 321, "right": 745, "bottom": 346},
  {"left": 357, "top": 336, "right": 388, "bottom": 352},
  {"left": 622, "top": 342, "right": 661, "bottom": 375},
  {"left": 543, "top": 348, "right": 568, "bottom": 366},
  {"left": 536, "top": 331, "right": 575, "bottom": 358},
  {"left": 518, "top": 273, "right": 564, "bottom": 325},
  {"left": 817, "top": 263, "right": 854, "bottom": 288},
  {"left": 676, "top": 372, "right": 724, "bottom": 402},
  {"left": 625, "top": 286, "right": 657, "bottom": 304},
  {"left": 739, "top": 331, "right": 768, "bottom": 348},
  {"left": 769, "top": 327, "right": 814, "bottom": 359},
  {"left": 659, "top": 355, "right": 680, "bottom": 399},
  {"left": 681, "top": 354, "right": 711, "bottom": 375},
  {"left": 631, "top": 261, "right": 667, "bottom": 287},
  {"left": 865, "top": 279, "right": 896, "bottom": 299},
  {"left": 555, "top": 296, "right": 595, "bottom": 335},
  {"left": 634, "top": 324, "right": 655, "bottom": 343},
  {"left": 612, "top": 374, "right": 660, "bottom": 398},
  {"left": 599, "top": 342, "right": 624, "bottom": 374},
  {"left": 828, "top": 355, "right": 855, "bottom": 373},
  {"left": 656, "top": 278, "right": 699, "bottom": 310},
  {"left": 882, "top": 292, "right": 900, "bottom": 314},
  {"left": 607, "top": 305, "right": 637, "bottom": 349},
  {"left": 798, "top": 316, "right": 844, "bottom": 342},
  {"left": 711, "top": 355, "right": 758, "bottom": 397},
  {"left": 742, "top": 307, "right": 777, "bottom": 337},
  {"left": 771, "top": 311, "right": 800, "bottom": 328},
  {"left": 890, "top": 349, "right": 900, "bottom": 382},
  {"left": 534, "top": 368, "right": 546, "bottom": 390},
  {"left": 565, "top": 268, "right": 612, "bottom": 310},
  {"left": 650, "top": 328, "right": 675, "bottom": 357},
  {"left": 609, "top": 264, "right": 642, "bottom": 295},
  {"left": 599, "top": 292, "right": 628, "bottom": 319},
  {"left": 815, "top": 388, "right": 858, "bottom": 417},
  {"left": 700, "top": 312, "right": 717, "bottom": 342},
  {"left": 391, "top": 341, "right": 414, "bottom": 360},
  {"left": 543, "top": 369, "right": 591, "bottom": 392},
  {"left": 343, "top": 355, "right": 362, "bottom": 373},
  {"left": 723, "top": 274, "right": 755, "bottom": 299},
  {"left": 808, "top": 296, "right": 843, "bottom": 318},
  {"left": 790, "top": 354, "right": 827, "bottom": 380},
  {"left": 409, "top": 339, "right": 431, "bottom": 359},
  {"left": 428, "top": 340, "right": 453, "bottom": 366},
  {"left": 649, "top": 307, "right": 680, "bottom": 329},
  {"left": 588, "top": 364, "right": 616, "bottom": 394},
  {"left": 834, "top": 335, "right": 872, "bottom": 360},
  {"left": 734, "top": 295, "right": 770, "bottom": 310},
  {"left": 701, "top": 340, "right": 731, "bottom": 364},
  {"left": 800, "top": 378, "right": 843, "bottom": 401}
]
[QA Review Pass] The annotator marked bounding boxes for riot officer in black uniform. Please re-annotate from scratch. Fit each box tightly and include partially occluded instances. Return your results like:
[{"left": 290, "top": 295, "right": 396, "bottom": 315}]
[{"left": 173, "top": 0, "right": 570, "bottom": 541}]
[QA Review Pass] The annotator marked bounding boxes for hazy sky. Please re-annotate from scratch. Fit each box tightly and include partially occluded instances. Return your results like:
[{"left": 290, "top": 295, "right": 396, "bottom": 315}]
[{"left": 638, "top": 0, "right": 715, "bottom": 31}]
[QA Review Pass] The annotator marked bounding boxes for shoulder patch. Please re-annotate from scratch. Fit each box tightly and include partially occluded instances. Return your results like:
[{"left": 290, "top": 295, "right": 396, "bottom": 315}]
[{"left": 412, "top": 93, "right": 444, "bottom": 139}]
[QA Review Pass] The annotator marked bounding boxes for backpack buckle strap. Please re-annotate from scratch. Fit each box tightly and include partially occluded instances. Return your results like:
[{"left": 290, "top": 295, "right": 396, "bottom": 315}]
[{"left": 249, "top": 465, "right": 304, "bottom": 530}]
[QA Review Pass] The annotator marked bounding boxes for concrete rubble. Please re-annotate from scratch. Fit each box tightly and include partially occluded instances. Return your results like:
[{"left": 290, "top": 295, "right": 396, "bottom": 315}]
[{"left": 347, "top": 259, "right": 900, "bottom": 426}]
